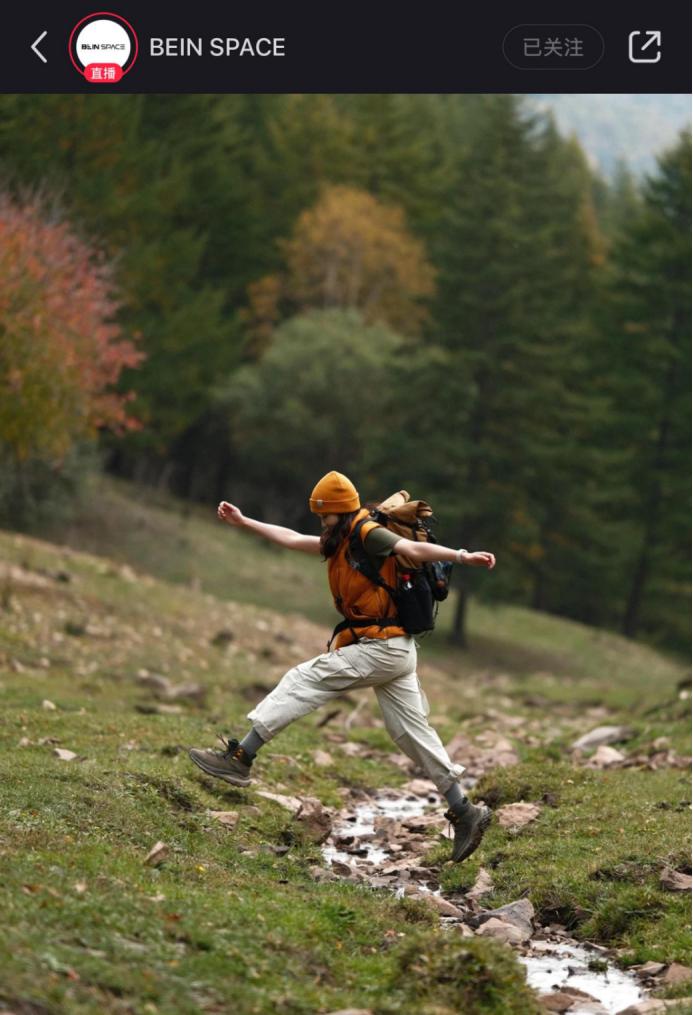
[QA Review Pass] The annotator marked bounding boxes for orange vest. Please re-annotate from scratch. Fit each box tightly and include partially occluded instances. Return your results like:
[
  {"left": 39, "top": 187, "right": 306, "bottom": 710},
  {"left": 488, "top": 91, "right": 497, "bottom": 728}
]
[{"left": 327, "top": 508, "right": 407, "bottom": 649}]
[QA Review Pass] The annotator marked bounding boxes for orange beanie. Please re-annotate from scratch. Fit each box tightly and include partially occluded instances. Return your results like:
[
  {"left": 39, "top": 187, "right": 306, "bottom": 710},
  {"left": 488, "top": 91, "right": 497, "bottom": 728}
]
[{"left": 309, "top": 471, "right": 360, "bottom": 514}]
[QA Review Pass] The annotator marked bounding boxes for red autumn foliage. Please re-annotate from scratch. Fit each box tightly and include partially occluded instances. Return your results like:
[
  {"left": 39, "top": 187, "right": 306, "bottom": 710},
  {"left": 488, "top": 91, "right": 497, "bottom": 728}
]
[{"left": 0, "top": 194, "right": 144, "bottom": 462}]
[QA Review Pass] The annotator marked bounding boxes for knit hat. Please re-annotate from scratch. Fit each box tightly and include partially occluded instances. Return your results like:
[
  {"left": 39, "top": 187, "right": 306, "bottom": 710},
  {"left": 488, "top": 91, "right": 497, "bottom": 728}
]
[{"left": 309, "top": 471, "right": 360, "bottom": 514}]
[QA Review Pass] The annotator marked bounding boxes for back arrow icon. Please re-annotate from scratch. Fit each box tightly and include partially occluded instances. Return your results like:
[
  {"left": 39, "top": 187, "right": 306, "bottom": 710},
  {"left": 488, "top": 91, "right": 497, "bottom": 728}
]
[{"left": 31, "top": 30, "right": 48, "bottom": 63}]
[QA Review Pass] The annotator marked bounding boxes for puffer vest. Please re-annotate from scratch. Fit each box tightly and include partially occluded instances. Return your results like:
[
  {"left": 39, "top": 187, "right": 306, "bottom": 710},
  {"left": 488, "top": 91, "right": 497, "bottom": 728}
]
[{"left": 327, "top": 508, "right": 407, "bottom": 649}]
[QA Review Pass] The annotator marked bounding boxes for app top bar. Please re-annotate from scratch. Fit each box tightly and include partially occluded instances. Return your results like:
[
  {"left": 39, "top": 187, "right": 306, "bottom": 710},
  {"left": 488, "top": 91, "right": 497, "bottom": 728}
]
[{"left": 3, "top": 4, "right": 691, "bottom": 93}]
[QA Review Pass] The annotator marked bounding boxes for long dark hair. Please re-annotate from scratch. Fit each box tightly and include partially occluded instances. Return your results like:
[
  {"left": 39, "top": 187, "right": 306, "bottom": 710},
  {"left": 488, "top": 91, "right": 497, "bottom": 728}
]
[{"left": 320, "top": 510, "right": 359, "bottom": 559}]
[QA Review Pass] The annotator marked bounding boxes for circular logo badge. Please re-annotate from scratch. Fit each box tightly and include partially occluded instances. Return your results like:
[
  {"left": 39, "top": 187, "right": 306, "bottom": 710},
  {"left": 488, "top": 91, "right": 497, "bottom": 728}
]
[{"left": 69, "top": 12, "right": 138, "bottom": 83}]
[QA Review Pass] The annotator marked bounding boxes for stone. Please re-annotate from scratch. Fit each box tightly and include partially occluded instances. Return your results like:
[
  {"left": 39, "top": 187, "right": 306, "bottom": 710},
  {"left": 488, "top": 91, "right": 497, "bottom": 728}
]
[
  {"left": 144, "top": 841, "right": 168, "bottom": 866},
  {"left": 659, "top": 867, "right": 692, "bottom": 891},
  {"left": 401, "top": 813, "right": 443, "bottom": 832},
  {"left": 584, "top": 744, "right": 626, "bottom": 768},
  {"left": 496, "top": 801, "right": 541, "bottom": 830},
  {"left": 466, "top": 866, "right": 494, "bottom": 900},
  {"left": 635, "top": 961, "right": 667, "bottom": 978},
  {"left": 54, "top": 748, "right": 78, "bottom": 761},
  {"left": 571, "top": 725, "right": 634, "bottom": 752},
  {"left": 559, "top": 985, "right": 603, "bottom": 1001},
  {"left": 312, "top": 750, "right": 334, "bottom": 766},
  {"left": 207, "top": 810, "right": 239, "bottom": 829},
  {"left": 475, "top": 917, "right": 525, "bottom": 945},
  {"left": 339, "top": 741, "right": 367, "bottom": 757},
  {"left": 662, "top": 962, "right": 691, "bottom": 985},
  {"left": 330, "top": 859, "right": 356, "bottom": 877},
  {"left": 309, "top": 865, "right": 339, "bottom": 883},
  {"left": 418, "top": 893, "right": 467, "bottom": 919},
  {"left": 295, "top": 795, "right": 332, "bottom": 844},
  {"left": 538, "top": 992, "right": 583, "bottom": 1012},
  {"left": 473, "top": 897, "right": 534, "bottom": 939},
  {"left": 402, "top": 778, "right": 438, "bottom": 796},
  {"left": 256, "top": 791, "right": 303, "bottom": 815},
  {"left": 42, "top": 699, "right": 57, "bottom": 711},
  {"left": 324, "top": 1009, "right": 373, "bottom": 1015}
]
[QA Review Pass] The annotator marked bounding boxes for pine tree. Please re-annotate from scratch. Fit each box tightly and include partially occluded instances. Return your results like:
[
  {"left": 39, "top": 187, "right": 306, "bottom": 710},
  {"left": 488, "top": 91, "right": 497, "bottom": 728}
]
[{"left": 597, "top": 130, "right": 691, "bottom": 648}]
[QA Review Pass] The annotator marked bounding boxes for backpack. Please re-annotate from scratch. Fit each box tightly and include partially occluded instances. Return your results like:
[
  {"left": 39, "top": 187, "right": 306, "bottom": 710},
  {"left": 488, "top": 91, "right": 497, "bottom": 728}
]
[{"left": 346, "top": 490, "right": 453, "bottom": 637}]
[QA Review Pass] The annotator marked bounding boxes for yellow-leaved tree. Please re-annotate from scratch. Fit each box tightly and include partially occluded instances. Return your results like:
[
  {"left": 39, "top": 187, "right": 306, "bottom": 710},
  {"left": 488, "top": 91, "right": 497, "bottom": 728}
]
[{"left": 242, "top": 185, "right": 435, "bottom": 352}]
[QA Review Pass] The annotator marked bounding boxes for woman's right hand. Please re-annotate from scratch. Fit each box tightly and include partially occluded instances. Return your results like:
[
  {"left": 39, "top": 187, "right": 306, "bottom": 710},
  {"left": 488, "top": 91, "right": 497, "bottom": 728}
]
[{"left": 218, "top": 501, "right": 245, "bottom": 527}]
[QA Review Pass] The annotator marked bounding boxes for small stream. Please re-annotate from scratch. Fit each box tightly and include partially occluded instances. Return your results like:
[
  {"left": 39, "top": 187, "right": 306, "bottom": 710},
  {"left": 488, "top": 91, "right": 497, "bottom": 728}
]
[{"left": 321, "top": 789, "right": 646, "bottom": 1014}]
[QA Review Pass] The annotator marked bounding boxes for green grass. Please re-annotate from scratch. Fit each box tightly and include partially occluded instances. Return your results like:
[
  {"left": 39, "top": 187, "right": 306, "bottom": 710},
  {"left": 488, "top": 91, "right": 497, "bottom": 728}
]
[
  {"left": 1, "top": 480, "right": 690, "bottom": 1014},
  {"left": 436, "top": 761, "right": 691, "bottom": 968}
]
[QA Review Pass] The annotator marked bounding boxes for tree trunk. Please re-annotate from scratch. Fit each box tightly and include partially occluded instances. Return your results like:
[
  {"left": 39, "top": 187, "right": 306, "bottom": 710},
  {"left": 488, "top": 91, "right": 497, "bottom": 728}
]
[
  {"left": 622, "top": 373, "right": 673, "bottom": 638},
  {"left": 449, "top": 583, "right": 468, "bottom": 648}
]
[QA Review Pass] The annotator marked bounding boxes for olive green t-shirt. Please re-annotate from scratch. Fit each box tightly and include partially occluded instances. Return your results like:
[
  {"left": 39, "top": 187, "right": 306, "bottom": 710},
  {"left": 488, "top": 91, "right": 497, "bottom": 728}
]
[{"left": 363, "top": 525, "right": 401, "bottom": 570}]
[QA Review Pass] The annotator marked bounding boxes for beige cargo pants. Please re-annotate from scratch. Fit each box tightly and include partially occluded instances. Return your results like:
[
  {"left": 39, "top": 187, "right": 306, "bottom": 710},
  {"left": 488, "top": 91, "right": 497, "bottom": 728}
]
[{"left": 247, "top": 635, "right": 464, "bottom": 794}]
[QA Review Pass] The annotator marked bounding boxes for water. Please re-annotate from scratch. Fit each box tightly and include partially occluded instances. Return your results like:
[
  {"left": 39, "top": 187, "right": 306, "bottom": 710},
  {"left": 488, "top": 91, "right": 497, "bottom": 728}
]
[
  {"left": 522, "top": 939, "right": 644, "bottom": 1014},
  {"left": 322, "top": 789, "right": 648, "bottom": 1013}
]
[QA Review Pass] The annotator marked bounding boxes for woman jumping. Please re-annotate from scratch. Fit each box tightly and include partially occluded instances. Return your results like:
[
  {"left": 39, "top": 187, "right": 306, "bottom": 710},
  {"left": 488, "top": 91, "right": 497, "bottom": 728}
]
[{"left": 188, "top": 471, "right": 496, "bottom": 863}]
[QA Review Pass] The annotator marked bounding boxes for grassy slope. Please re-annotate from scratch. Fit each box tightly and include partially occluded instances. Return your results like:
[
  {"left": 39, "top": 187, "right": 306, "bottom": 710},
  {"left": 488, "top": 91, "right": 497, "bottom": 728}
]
[{"left": 0, "top": 478, "right": 689, "bottom": 1014}]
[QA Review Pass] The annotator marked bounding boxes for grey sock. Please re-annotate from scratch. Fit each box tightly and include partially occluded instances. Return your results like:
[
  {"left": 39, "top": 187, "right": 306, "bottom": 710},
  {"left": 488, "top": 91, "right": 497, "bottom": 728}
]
[
  {"left": 239, "top": 727, "right": 265, "bottom": 759},
  {"left": 444, "top": 782, "right": 470, "bottom": 814}
]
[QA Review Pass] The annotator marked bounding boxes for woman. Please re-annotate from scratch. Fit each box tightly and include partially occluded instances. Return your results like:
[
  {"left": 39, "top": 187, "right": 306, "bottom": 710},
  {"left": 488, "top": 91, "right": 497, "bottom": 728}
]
[{"left": 189, "top": 471, "right": 496, "bottom": 863}]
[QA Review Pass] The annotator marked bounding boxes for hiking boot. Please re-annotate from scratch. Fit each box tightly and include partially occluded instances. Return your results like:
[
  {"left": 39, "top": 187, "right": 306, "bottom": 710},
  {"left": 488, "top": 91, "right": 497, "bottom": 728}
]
[
  {"left": 445, "top": 801, "right": 493, "bottom": 863},
  {"left": 188, "top": 735, "right": 254, "bottom": 787}
]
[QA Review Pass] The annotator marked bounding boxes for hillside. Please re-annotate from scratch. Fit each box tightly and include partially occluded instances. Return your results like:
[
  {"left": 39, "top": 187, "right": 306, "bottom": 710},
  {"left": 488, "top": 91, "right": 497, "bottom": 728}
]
[{"left": 0, "top": 490, "right": 690, "bottom": 1014}]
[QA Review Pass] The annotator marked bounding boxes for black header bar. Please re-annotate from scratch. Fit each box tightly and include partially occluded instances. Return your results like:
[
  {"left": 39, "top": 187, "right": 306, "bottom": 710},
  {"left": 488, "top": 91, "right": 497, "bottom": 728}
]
[{"left": 3, "top": 3, "right": 691, "bottom": 93}]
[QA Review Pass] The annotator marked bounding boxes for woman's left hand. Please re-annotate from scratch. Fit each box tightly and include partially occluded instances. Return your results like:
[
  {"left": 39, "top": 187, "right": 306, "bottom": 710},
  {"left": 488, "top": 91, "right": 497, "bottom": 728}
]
[{"left": 464, "top": 551, "right": 496, "bottom": 569}]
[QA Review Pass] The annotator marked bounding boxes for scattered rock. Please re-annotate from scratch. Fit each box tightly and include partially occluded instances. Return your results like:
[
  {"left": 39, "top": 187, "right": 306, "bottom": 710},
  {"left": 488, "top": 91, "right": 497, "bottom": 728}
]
[
  {"left": 445, "top": 731, "right": 519, "bottom": 775},
  {"left": 331, "top": 859, "right": 356, "bottom": 877},
  {"left": 571, "top": 725, "right": 634, "bottom": 752},
  {"left": 467, "top": 866, "right": 494, "bottom": 900},
  {"left": 584, "top": 744, "right": 626, "bottom": 768},
  {"left": 42, "top": 699, "right": 57, "bottom": 711},
  {"left": 136, "top": 671, "right": 207, "bottom": 704},
  {"left": 472, "top": 897, "right": 534, "bottom": 939},
  {"left": 616, "top": 1001, "right": 689, "bottom": 1014},
  {"left": 662, "top": 962, "right": 691, "bottom": 985},
  {"left": 496, "top": 801, "right": 542, "bottom": 830},
  {"left": 659, "top": 867, "right": 692, "bottom": 891},
  {"left": 324, "top": 1009, "right": 374, "bottom": 1015},
  {"left": 208, "top": 811, "right": 239, "bottom": 829},
  {"left": 538, "top": 991, "right": 583, "bottom": 1012},
  {"left": 401, "top": 813, "right": 443, "bottom": 833},
  {"left": 259, "top": 844, "right": 291, "bottom": 856},
  {"left": 164, "top": 682, "right": 207, "bottom": 704},
  {"left": 256, "top": 791, "right": 303, "bottom": 814},
  {"left": 559, "top": 985, "right": 603, "bottom": 1002},
  {"left": 309, "top": 865, "right": 339, "bottom": 883},
  {"left": 312, "top": 750, "right": 334, "bottom": 766},
  {"left": 339, "top": 741, "right": 368, "bottom": 757},
  {"left": 144, "top": 841, "right": 168, "bottom": 866},
  {"left": 135, "top": 703, "right": 184, "bottom": 716},
  {"left": 635, "top": 961, "right": 667, "bottom": 978},
  {"left": 402, "top": 779, "right": 438, "bottom": 796},
  {"left": 417, "top": 893, "right": 467, "bottom": 919},
  {"left": 295, "top": 796, "right": 333, "bottom": 844},
  {"left": 53, "top": 748, "right": 77, "bottom": 761},
  {"left": 18, "top": 737, "right": 33, "bottom": 747},
  {"left": 475, "top": 917, "right": 526, "bottom": 945},
  {"left": 136, "top": 672, "right": 171, "bottom": 693}
]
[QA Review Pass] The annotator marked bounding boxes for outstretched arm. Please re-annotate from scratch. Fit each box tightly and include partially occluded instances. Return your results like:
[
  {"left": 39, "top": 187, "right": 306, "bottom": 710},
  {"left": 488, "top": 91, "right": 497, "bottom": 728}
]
[
  {"left": 217, "top": 501, "right": 321, "bottom": 555},
  {"left": 391, "top": 537, "right": 495, "bottom": 569}
]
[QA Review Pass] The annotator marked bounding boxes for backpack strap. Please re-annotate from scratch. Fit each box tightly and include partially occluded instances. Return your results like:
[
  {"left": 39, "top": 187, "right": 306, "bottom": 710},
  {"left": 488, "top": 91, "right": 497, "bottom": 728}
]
[
  {"left": 326, "top": 616, "right": 392, "bottom": 652},
  {"left": 347, "top": 517, "right": 398, "bottom": 597}
]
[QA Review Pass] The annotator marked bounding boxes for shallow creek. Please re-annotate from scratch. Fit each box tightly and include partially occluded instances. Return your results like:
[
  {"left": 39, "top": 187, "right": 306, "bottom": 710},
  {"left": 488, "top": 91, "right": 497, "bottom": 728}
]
[{"left": 321, "top": 788, "right": 646, "bottom": 1014}]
